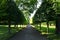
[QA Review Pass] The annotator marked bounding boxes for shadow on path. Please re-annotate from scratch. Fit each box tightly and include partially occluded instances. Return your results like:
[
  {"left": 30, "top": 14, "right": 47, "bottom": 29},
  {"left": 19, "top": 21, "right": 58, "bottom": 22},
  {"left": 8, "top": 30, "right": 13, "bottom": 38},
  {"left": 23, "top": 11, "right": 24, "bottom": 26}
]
[{"left": 9, "top": 25, "right": 48, "bottom": 40}]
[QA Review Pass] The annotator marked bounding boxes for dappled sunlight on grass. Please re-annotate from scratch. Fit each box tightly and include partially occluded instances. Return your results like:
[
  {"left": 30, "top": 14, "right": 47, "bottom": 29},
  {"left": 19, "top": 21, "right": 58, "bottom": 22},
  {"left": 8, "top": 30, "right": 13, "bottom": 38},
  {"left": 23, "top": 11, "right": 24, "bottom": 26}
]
[
  {"left": 0, "top": 25, "right": 10, "bottom": 40},
  {"left": 0, "top": 24, "right": 60, "bottom": 40},
  {"left": 0, "top": 25, "right": 24, "bottom": 40},
  {"left": 33, "top": 22, "right": 60, "bottom": 40},
  {"left": 34, "top": 22, "right": 56, "bottom": 34}
]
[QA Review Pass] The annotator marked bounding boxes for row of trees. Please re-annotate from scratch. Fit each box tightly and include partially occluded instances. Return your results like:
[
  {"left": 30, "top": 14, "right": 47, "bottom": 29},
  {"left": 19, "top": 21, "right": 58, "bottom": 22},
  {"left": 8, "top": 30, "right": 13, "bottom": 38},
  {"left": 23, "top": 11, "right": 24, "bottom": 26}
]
[
  {"left": 0, "top": 0, "right": 27, "bottom": 33},
  {"left": 33, "top": 0, "right": 60, "bottom": 34},
  {"left": 0, "top": 0, "right": 38, "bottom": 33},
  {"left": 0, "top": 0, "right": 60, "bottom": 34}
]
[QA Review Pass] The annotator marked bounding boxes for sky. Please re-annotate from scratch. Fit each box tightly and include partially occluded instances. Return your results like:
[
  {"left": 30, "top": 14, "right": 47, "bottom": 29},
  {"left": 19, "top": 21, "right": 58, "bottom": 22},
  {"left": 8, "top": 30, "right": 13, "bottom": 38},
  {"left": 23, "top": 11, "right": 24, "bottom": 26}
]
[
  {"left": 14, "top": 0, "right": 42, "bottom": 19},
  {"left": 29, "top": 0, "right": 42, "bottom": 19}
]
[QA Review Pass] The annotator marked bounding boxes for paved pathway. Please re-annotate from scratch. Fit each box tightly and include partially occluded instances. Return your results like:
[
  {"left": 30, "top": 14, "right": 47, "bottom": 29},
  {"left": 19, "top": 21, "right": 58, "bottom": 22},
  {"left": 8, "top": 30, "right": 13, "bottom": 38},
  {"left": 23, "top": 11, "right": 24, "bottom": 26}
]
[{"left": 9, "top": 25, "right": 48, "bottom": 40}]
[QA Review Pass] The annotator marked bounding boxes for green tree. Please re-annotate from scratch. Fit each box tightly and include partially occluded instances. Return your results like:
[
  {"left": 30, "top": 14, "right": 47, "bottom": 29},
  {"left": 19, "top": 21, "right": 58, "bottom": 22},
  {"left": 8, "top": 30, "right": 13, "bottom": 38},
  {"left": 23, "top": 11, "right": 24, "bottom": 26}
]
[
  {"left": 0, "top": 0, "right": 27, "bottom": 33},
  {"left": 33, "top": 0, "right": 56, "bottom": 33},
  {"left": 54, "top": 0, "right": 60, "bottom": 34}
]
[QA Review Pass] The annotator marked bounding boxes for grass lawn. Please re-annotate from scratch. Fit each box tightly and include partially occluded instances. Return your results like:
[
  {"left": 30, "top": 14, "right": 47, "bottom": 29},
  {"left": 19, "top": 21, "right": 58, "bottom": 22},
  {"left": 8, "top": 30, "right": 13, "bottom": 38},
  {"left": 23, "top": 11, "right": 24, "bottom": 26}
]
[
  {"left": 34, "top": 22, "right": 60, "bottom": 40},
  {"left": 0, "top": 25, "right": 23, "bottom": 40},
  {"left": 0, "top": 24, "right": 60, "bottom": 40}
]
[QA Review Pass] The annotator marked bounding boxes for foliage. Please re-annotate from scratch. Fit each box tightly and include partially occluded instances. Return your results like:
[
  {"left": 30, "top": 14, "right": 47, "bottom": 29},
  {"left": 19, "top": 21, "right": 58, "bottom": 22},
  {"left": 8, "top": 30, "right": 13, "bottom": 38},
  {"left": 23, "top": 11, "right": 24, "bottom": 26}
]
[
  {"left": 0, "top": 0, "right": 27, "bottom": 24},
  {"left": 33, "top": 0, "right": 56, "bottom": 24}
]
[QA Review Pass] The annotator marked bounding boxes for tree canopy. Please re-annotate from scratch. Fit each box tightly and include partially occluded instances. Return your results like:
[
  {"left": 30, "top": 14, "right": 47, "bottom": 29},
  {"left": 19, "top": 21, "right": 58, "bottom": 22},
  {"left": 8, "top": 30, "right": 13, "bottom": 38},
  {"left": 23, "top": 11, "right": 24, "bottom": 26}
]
[
  {"left": 0, "top": 0, "right": 27, "bottom": 24},
  {"left": 33, "top": 0, "right": 56, "bottom": 24}
]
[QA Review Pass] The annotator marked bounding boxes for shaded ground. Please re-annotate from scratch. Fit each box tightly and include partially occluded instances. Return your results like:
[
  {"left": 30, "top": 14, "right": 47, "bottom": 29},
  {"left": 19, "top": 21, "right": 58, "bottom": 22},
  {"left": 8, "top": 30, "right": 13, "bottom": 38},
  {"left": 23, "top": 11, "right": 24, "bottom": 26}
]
[{"left": 9, "top": 25, "right": 48, "bottom": 40}]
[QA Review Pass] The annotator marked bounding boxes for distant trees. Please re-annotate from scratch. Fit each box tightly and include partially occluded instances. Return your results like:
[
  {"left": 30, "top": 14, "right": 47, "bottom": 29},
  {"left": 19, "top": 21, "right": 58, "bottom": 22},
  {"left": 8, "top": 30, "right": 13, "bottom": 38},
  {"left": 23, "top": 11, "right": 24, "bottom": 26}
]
[{"left": 15, "top": 0, "right": 37, "bottom": 22}]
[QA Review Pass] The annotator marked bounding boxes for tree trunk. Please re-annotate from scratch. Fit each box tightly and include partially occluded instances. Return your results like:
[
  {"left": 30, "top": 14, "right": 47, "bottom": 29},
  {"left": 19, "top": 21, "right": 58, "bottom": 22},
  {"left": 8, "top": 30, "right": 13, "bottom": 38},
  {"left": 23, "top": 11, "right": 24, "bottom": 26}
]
[
  {"left": 40, "top": 22, "right": 41, "bottom": 30},
  {"left": 46, "top": 21, "right": 49, "bottom": 33},
  {"left": 8, "top": 12, "right": 11, "bottom": 34},
  {"left": 56, "top": 15, "right": 60, "bottom": 34},
  {"left": 8, "top": 19, "right": 11, "bottom": 34}
]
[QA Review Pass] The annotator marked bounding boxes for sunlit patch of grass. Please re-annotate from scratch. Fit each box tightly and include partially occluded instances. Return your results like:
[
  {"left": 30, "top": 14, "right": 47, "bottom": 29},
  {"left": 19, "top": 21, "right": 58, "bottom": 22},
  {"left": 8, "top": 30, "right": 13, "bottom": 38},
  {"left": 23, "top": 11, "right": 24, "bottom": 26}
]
[
  {"left": 35, "top": 25, "right": 56, "bottom": 34},
  {"left": 34, "top": 22, "right": 60, "bottom": 40},
  {"left": 34, "top": 22, "right": 56, "bottom": 34},
  {"left": 0, "top": 25, "right": 23, "bottom": 40}
]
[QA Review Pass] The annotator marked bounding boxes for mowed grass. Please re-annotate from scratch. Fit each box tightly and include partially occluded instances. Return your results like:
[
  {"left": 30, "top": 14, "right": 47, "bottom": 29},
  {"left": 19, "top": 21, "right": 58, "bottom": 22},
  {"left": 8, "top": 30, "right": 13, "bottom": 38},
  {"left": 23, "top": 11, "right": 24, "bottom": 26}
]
[
  {"left": 41, "top": 22, "right": 55, "bottom": 34},
  {"left": 0, "top": 24, "right": 60, "bottom": 40},
  {"left": 0, "top": 25, "right": 9, "bottom": 40},
  {"left": 35, "top": 22, "right": 55, "bottom": 34},
  {"left": 0, "top": 25, "right": 23, "bottom": 40},
  {"left": 34, "top": 22, "right": 60, "bottom": 40}
]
